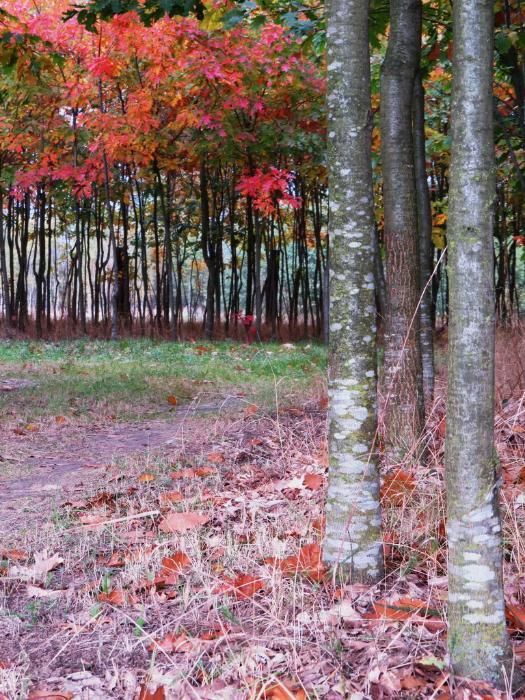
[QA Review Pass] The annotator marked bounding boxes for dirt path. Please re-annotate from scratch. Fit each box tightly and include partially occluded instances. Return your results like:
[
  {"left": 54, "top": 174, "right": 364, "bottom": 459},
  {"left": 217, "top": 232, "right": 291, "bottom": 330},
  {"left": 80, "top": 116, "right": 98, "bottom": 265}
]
[{"left": 0, "top": 398, "right": 241, "bottom": 533}]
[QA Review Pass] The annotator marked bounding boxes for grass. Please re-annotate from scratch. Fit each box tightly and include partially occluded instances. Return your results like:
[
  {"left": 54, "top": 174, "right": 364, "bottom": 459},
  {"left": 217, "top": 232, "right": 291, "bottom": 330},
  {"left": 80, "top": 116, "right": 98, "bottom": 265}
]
[{"left": 0, "top": 339, "right": 326, "bottom": 424}]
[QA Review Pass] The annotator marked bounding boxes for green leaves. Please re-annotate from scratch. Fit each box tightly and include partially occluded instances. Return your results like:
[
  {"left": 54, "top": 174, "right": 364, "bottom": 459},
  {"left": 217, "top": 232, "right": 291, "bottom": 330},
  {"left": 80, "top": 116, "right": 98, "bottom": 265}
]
[{"left": 64, "top": 0, "right": 205, "bottom": 31}]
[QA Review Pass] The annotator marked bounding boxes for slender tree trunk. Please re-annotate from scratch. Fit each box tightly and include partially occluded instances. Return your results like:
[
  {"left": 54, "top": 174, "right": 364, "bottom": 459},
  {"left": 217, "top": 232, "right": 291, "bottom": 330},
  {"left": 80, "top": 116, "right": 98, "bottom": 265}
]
[
  {"left": 200, "top": 160, "right": 215, "bottom": 340},
  {"left": 98, "top": 81, "right": 119, "bottom": 340},
  {"left": 323, "top": 0, "right": 383, "bottom": 583},
  {"left": 35, "top": 188, "right": 46, "bottom": 339},
  {"left": 380, "top": 0, "right": 425, "bottom": 460},
  {"left": 413, "top": 73, "right": 434, "bottom": 406},
  {"left": 445, "top": 0, "right": 517, "bottom": 687},
  {"left": 0, "top": 189, "right": 11, "bottom": 324}
]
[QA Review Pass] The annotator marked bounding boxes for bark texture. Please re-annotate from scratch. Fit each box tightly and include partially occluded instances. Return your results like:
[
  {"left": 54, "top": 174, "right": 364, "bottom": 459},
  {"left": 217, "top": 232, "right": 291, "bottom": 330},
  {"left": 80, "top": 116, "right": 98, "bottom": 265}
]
[
  {"left": 413, "top": 74, "right": 434, "bottom": 407},
  {"left": 446, "top": 0, "right": 515, "bottom": 686},
  {"left": 380, "top": 0, "right": 425, "bottom": 460},
  {"left": 324, "top": 0, "right": 383, "bottom": 583}
]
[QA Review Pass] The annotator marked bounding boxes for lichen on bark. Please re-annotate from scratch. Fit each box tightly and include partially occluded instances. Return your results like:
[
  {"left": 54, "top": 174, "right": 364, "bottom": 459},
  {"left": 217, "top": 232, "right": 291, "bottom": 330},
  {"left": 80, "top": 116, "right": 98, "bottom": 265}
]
[
  {"left": 445, "top": 0, "right": 519, "bottom": 687},
  {"left": 323, "top": 0, "right": 383, "bottom": 583}
]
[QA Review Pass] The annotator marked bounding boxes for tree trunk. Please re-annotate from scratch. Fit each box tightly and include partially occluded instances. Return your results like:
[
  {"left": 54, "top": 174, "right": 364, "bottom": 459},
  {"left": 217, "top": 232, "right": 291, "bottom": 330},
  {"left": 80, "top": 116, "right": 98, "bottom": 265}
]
[
  {"left": 380, "top": 0, "right": 425, "bottom": 460},
  {"left": 413, "top": 73, "right": 434, "bottom": 406},
  {"left": 323, "top": 0, "right": 383, "bottom": 583},
  {"left": 445, "top": 0, "right": 516, "bottom": 686}
]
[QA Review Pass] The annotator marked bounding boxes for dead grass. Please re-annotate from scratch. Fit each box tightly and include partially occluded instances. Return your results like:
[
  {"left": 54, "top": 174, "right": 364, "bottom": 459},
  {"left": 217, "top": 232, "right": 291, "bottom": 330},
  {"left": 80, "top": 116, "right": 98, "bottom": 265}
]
[{"left": 0, "top": 329, "right": 525, "bottom": 699}]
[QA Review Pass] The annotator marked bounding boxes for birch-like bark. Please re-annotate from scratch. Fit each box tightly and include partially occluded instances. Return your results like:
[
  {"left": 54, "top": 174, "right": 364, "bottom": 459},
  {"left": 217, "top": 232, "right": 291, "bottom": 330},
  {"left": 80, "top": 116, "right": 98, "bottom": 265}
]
[
  {"left": 446, "top": 0, "right": 516, "bottom": 686},
  {"left": 380, "top": 0, "right": 425, "bottom": 460},
  {"left": 323, "top": 0, "right": 383, "bottom": 583}
]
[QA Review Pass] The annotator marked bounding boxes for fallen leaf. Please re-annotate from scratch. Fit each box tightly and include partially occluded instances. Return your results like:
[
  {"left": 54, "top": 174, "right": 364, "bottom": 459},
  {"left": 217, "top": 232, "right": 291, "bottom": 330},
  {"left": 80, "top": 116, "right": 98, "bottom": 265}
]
[
  {"left": 151, "top": 632, "right": 200, "bottom": 653},
  {"left": 400, "top": 675, "right": 425, "bottom": 690},
  {"left": 26, "top": 585, "right": 66, "bottom": 599},
  {"left": 303, "top": 473, "right": 324, "bottom": 490},
  {"left": 507, "top": 604, "right": 525, "bottom": 630},
  {"left": 207, "top": 451, "right": 225, "bottom": 463},
  {"left": 9, "top": 550, "right": 63, "bottom": 582},
  {"left": 268, "top": 543, "right": 327, "bottom": 582},
  {"left": 166, "top": 395, "right": 178, "bottom": 405},
  {"left": 381, "top": 470, "right": 416, "bottom": 506},
  {"left": 78, "top": 514, "right": 111, "bottom": 530},
  {"left": 28, "top": 692, "right": 73, "bottom": 700},
  {"left": 1, "top": 549, "right": 29, "bottom": 562},
  {"left": 194, "top": 466, "right": 217, "bottom": 477},
  {"left": 139, "top": 472, "right": 156, "bottom": 483},
  {"left": 319, "top": 599, "right": 362, "bottom": 625},
  {"left": 170, "top": 468, "right": 198, "bottom": 479},
  {"left": 258, "top": 679, "right": 307, "bottom": 699},
  {"left": 245, "top": 403, "right": 259, "bottom": 416},
  {"left": 104, "top": 551, "right": 126, "bottom": 567},
  {"left": 223, "top": 573, "right": 265, "bottom": 599},
  {"left": 138, "top": 684, "right": 166, "bottom": 700},
  {"left": 159, "top": 511, "right": 209, "bottom": 533},
  {"left": 55, "top": 415, "right": 67, "bottom": 425},
  {"left": 98, "top": 589, "right": 136, "bottom": 606},
  {"left": 159, "top": 552, "right": 191, "bottom": 584},
  {"left": 159, "top": 490, "right": 184, "bottom": 506}
]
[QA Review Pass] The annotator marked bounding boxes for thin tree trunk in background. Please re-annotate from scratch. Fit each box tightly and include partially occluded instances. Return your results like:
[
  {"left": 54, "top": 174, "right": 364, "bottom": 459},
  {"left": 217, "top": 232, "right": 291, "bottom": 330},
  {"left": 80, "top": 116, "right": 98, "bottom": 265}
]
[
  {"left": 413, "top": 73, "right": 434, "bottom": 406},
  {"left": 371, "top": 225, "right": 387, "bottom": 326},
  {"left": 35, "top": 187, "right": 46, "bottom": 339},
  {"left": 0, "top": 189, "right": 11, "bottom": 324},
  {"left": 99, "top": 80, "right": 119, "bottom": 341},
  {"left": 201, "top": 160, "right": 215, "bottom": 340},
  {"left": 323, "top": 0, "right": 383, "bottom": 583},
  {"left": 380, "top": 0, "right": 425, "bottom": 460},
  {"left": 445, "top": 0, "right": 517, "bottom": 686}
]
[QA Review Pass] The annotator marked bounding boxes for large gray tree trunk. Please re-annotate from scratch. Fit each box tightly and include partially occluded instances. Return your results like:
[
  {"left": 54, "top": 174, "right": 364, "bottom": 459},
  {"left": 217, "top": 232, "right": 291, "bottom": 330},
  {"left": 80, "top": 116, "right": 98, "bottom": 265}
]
[
  {"left": 380, "top": 0, "right": 425, "bottom": 460},
  {"left": 445, "top": 0, "right": 516, "bottom": 686},
  {"left": 323, "top": 0, "right": 383, "bottom": 583}
]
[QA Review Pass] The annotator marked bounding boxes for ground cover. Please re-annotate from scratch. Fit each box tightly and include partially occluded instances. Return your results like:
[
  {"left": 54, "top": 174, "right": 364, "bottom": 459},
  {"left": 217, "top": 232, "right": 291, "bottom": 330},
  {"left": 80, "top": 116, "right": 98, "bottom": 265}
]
[{"left": 0, "top": 336, "right": 524, "bottom": 699}]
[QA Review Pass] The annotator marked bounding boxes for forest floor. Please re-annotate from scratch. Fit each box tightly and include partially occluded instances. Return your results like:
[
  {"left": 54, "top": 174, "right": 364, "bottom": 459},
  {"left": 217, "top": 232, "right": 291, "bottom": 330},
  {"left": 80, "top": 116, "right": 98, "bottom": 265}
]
[{"left": 0, "top": 335, "right": 525, "bottom": 699}]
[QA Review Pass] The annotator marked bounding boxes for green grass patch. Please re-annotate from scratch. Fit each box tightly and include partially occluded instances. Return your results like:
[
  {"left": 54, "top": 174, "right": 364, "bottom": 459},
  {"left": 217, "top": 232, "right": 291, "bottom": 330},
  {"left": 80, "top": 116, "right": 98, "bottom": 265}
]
[{"left": 0, "top": 339, "right": 326, "bottom": 424}]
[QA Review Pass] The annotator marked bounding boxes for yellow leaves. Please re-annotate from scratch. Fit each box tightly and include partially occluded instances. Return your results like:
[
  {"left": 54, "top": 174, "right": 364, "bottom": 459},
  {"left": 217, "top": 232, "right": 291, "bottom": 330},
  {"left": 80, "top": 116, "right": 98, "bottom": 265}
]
[
  {"left": 432, "top": 229, "right": 446, "bottom": 249},
  {"left": 432, "top": 213, "right": 447, "bottom": 249}
]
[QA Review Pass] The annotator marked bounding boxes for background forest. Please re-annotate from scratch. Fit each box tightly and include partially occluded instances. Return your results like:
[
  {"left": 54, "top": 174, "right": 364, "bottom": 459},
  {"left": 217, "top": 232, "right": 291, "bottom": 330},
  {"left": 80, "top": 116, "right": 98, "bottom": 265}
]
[{"left": 0, "top": 0, "right": 521, "bottom": 342}]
